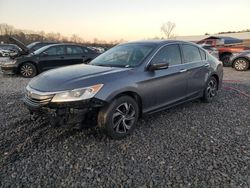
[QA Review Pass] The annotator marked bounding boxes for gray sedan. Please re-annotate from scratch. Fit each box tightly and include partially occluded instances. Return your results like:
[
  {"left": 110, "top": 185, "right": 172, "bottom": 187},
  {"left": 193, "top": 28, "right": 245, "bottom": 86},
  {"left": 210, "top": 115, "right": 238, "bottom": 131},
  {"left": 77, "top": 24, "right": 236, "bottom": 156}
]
[{"left": 23, "top": 40, "right": 223, "bottom": 139}]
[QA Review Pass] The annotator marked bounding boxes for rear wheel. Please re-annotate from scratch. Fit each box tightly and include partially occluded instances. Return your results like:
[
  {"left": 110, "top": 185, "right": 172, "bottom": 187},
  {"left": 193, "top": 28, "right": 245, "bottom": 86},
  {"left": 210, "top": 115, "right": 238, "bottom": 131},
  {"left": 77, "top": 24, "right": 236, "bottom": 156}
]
[
  {"left": 221, "top": 54, "right": 232, "bottom": 67},
  {"left": 98, "top": 96, "right": 139, "bottom": 139},
  {"left": 233, "top": 58, "right": 249, "bottom": 71},
  {"left": 19, "top": 62, "right": 37, "bottom": 78},
  {"left": 202, "top": 77, "right": 218, "bottom": 103}
]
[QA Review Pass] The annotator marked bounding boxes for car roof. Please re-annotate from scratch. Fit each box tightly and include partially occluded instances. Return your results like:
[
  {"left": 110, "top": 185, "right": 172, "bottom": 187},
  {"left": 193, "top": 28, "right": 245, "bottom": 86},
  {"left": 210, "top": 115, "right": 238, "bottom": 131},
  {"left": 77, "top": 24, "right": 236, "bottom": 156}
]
[
  {"left": 46, "top": 43, "right": 85, "bottom": 47},
  {"left": 36, "top": 43, "right": 88, "bottom": 51},
  {"left": 121, "top": 40, "right": 197, "bottom": 46},
  {"left": 29, "top": 41, "right": 58, "bottom": 45}
]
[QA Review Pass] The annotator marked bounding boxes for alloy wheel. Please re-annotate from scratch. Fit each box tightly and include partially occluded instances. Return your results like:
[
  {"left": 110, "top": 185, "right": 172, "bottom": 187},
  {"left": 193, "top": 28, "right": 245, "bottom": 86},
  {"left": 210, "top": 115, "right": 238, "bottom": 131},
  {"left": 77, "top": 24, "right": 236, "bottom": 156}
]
[
  {"left": 20, "top": 64, "right": 33, "bottom": 77},
  {"left": 234, "top": 59, "right": 247, "bottom": 71},
  {"left": 206, "top": 79, "right": 217, "bottom": 99},
  {"left": 112, "top": 102, "right": 136, "bottom": 134}
]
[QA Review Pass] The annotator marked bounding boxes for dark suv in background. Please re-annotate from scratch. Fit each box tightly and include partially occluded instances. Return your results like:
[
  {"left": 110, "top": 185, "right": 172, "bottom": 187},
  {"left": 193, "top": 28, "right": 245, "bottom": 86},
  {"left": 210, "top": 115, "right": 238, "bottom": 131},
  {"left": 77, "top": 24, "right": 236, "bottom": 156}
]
[
  {"left": 23, "top": 40, "right": 223, "bottom": 139},
  {"left": 1, "top": 43, "right": 100, "bottom": 77}
]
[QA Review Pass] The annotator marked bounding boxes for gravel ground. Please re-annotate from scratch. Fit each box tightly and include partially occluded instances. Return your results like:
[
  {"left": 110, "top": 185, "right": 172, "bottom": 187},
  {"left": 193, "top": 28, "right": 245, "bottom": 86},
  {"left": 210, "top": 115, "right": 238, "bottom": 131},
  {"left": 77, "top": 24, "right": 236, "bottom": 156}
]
[{"left": 0, "top": 68, "right": 250, "bottom": 187}]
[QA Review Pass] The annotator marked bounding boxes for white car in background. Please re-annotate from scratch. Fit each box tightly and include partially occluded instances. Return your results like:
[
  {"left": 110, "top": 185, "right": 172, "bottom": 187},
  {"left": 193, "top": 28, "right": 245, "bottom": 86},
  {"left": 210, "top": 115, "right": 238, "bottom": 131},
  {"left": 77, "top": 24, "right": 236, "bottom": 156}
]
[
  {"left": 0, "top": 49, "right": 10, "bottom": 57},
  {"left": 0, "top": 44, "right": 21, "bottom": 57},
  {"left": 88, "top": 46, "right": 105, "bottom": 53}
]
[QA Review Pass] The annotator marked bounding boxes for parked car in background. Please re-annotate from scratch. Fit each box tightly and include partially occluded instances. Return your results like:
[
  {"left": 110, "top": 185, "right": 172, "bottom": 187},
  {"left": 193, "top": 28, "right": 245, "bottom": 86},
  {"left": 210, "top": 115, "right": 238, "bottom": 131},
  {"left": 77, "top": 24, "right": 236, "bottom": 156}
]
[
  {"left": 0, "top": 48, "right": 11, "bottom": 57},
  {"left": 9, "top": 37, "right": 57, "bottom": 57},
  {"left": 23, "top": 40, "right": 223, "bottom": 139},
  {"left": 0, "top": 44, "right": 21, "bottom": 57},
  {"left": 197, "top": 36, "right": 249, "bottom": 66},
  {"left": 230, "top": 50, "right": 250, "bottom": 71},
  {"left": 88, "top": 46, "right": 106, "bottom": 53},
  {"left": 200, "top": 44, "right": 219, "bottom": 59},
  {"left": 1, "top": 43, "right": 100, "bottom": 77}
]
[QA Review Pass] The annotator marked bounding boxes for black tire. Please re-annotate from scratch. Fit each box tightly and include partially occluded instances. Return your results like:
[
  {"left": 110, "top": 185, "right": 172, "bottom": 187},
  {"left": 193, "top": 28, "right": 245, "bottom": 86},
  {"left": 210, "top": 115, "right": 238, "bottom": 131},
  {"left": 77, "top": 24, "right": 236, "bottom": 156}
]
[
  {"left": 233, "top": 58, "right": 249, "bottom": 71},
  {"left": 202, "top": 76, "right": 218, "bottom": 103},
  {"left": 98, "top": 96, "right": 139, "bottom": 139},
  {"left": 19, "top": 62, "right": 37, "bottom": 78},
  {"left": 221, "top": 54, "right": 232, "bottom": 67}
]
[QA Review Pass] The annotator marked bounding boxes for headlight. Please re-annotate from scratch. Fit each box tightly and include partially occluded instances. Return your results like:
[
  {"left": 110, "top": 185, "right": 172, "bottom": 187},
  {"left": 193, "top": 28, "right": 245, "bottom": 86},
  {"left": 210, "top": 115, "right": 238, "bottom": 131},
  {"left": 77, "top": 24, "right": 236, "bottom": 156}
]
[
  {"left": 51, "top": 84, "right": 103, "bottom": 102},
  {"left": 4, "top": 60, "right": 16, "bottom": 65}
]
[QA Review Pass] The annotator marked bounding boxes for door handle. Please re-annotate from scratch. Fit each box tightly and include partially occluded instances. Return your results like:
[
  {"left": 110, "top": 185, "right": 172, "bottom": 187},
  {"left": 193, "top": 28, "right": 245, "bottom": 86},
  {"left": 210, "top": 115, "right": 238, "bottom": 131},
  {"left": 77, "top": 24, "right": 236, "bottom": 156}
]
[
  {"left": 179, "top": 69, "right": 187, "bottom": 73},
  {"left": 204, "top": 63, "right": 210, "bottom": 67}
]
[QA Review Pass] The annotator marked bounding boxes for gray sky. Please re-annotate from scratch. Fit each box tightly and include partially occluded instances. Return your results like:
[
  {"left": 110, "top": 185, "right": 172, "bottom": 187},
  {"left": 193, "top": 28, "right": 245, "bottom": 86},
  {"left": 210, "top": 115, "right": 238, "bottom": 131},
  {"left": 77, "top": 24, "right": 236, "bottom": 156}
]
[{"left": 0, "top": 0, "right": 249, "bottom": 41}]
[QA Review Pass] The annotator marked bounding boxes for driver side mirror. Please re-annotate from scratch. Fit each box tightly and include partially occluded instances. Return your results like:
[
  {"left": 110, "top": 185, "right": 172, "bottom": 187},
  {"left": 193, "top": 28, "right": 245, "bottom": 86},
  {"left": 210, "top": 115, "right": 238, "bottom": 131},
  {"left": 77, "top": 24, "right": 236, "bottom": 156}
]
[{"left": 148, "top": 62, "right": 169, "bottom": 71}]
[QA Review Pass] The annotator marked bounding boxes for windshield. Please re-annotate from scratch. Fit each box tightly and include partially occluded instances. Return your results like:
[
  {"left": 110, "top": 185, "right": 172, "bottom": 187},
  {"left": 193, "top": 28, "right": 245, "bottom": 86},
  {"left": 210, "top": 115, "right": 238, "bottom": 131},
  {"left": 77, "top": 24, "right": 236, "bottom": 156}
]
[
  {"left": 90, "top": 44, "right": 156, "bottom": 68},
  {"left": 33, "top": 45, "right": 51, "bottom": 55}
]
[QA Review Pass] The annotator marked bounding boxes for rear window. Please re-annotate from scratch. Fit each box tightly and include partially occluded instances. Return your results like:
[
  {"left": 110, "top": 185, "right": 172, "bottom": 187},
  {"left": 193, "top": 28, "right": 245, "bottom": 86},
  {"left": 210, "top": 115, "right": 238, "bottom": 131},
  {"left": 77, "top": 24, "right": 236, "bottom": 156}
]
[
  {"left": 66, "top": 46, "right": 83, "bottom": 54},
  {"left": 199, "top": 49, "right": 206, "bottom": 60},
  {"left": 182, "top": 44, "right": 202, "bottom": 63}
]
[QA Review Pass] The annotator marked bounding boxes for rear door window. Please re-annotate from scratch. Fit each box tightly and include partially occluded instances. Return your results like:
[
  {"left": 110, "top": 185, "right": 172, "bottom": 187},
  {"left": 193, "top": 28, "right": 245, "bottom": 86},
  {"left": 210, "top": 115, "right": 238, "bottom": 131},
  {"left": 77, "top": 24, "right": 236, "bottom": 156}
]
[
  {"left": 182, "top": 44, "right": 202, "bottom": 63},
  {"left": 66, "top": 46, "right": 83, "bottom": 55}
]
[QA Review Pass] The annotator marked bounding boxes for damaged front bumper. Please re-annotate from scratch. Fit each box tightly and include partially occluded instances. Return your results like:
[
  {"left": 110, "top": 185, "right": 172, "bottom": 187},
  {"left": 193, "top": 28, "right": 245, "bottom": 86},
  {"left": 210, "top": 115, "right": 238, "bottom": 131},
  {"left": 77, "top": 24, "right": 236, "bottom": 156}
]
[
  {"left": 23, "top": 94, "right": 106, "bottom": 127},
  {"left": 0, "top": 62, "right": 18, "bottom": 75}
]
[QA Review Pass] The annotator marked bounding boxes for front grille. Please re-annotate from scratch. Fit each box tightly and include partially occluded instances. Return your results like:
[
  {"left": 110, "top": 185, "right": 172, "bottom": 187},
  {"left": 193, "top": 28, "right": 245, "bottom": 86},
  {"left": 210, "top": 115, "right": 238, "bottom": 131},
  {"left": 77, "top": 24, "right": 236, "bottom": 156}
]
[
  {"left": 23, "top": 86, "right": 55, "bottom": 108},
  {"left": 24, "top": 95, "right": 53, "bottom": 108}
]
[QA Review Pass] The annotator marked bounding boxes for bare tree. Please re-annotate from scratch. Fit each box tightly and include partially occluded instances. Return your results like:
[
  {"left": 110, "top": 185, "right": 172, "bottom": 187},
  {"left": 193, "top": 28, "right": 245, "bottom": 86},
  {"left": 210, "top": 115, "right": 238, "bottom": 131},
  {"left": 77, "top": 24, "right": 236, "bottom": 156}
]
[
  {"left": 71, "top": 34, "right": 83, "bottom": 43},
  {"left": 161, "top": 21, "right": 176, "bottom": 39},
  {"left": 0, "top": 23, "right": 15, "bottom": 36},
  {"left": 0, "top": 23, "right": 113, "bottom": 47}
]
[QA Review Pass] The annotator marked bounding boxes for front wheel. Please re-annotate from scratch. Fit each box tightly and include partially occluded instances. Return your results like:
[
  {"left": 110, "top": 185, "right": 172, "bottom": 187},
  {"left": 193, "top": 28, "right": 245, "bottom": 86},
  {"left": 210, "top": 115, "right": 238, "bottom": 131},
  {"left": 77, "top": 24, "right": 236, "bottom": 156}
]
[
  {"left": 19, "top": 62, "right": 37, "bottom": 78},
  {"left": 233, "top": 58, "right": 249, "bottom": 71},
  {"left": 98, "top": 96, "right": 139, "bottom": 139},
  {"left": 202, "top": 77, "right": 218, "bottom": 103}
]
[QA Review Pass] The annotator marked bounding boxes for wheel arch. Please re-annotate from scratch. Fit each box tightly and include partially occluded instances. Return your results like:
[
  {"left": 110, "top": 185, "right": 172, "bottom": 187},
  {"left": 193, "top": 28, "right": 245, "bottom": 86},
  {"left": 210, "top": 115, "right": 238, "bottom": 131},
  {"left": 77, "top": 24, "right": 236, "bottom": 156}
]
[
  {"left": 110, "top": 91, "right": 143, "bottom": 117},
  {"left": 232, "top": 57, "right": 250, "bottom": 68},
  {"left": 18, "top": 61, "right": 38, "bottom": 73},
  {"left": 210, "top": 73, "right": 219, "bottom": 90},
  {"left": 219, "top": 52, "right": 232, "bottom": 59}
]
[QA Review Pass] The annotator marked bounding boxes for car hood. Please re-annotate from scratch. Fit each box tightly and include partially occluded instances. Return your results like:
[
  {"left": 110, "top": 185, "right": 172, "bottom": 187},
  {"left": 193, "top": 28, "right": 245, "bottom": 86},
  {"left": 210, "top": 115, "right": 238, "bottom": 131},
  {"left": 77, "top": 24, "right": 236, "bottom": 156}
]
[
  {"left": 28, "top": 64, "right": 128, "bottom": 92},
  {"left": 9, "top": 37, "right": 29, "bottom": 54}
]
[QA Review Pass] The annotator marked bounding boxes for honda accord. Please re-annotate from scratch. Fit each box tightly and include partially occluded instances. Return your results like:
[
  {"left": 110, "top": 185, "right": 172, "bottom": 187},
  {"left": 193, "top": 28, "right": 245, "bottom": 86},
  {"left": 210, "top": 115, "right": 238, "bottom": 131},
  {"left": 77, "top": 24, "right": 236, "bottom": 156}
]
[{"left": 23, "top": 40, "right": 223, "bottom": 139}]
